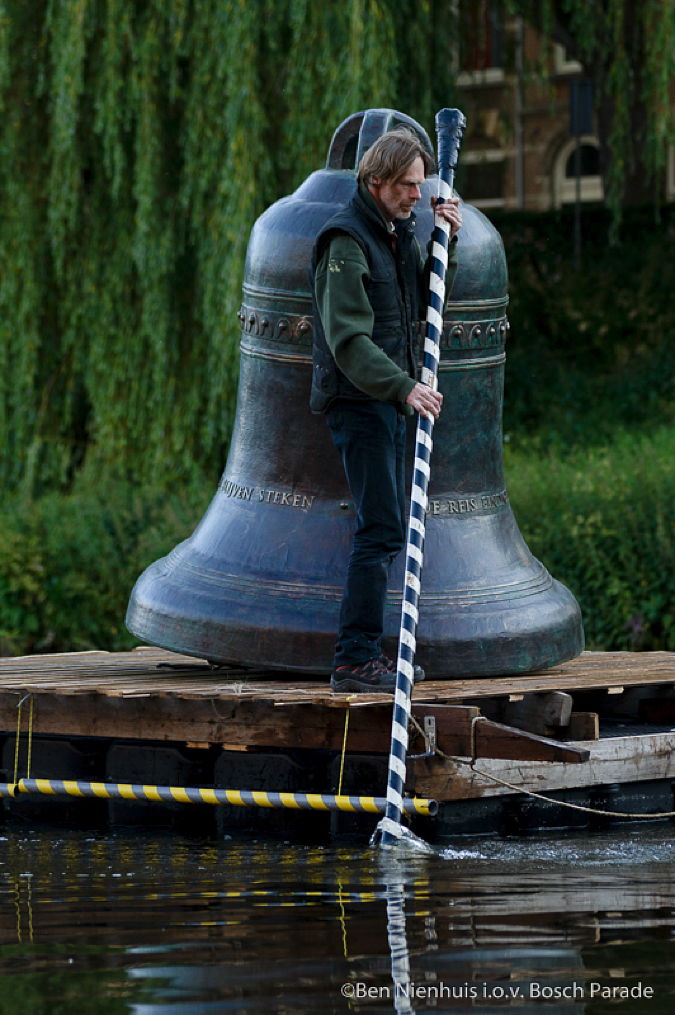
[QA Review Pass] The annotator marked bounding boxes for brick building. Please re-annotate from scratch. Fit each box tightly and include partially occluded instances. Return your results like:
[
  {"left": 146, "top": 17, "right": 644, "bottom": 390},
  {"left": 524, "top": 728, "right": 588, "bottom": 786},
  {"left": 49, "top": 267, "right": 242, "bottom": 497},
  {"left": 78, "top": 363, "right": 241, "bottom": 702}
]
[{"left": 453, "top": 10, "right": 669, "bottom": 213}]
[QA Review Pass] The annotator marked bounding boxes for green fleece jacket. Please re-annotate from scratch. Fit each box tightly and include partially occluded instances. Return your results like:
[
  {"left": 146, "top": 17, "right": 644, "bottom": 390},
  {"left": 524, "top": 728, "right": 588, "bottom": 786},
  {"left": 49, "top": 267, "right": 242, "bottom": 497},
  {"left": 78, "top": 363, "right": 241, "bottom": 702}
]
[{"left": 314, "top": 185, "right": 458, "bottom": 414}]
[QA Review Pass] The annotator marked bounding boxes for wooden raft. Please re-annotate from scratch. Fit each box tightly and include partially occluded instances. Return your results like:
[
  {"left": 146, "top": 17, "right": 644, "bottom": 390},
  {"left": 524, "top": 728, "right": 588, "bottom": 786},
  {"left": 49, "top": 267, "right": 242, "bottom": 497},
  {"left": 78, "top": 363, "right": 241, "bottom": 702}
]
[{"left": 1, "top": 646, "right": 674, "bottom": 803}]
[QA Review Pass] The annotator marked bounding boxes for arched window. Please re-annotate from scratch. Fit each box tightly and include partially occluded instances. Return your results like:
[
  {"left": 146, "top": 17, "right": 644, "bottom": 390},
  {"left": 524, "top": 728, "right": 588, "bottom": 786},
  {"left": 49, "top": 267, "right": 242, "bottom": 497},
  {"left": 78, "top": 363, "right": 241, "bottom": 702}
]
[
  {"left": 565, "top": 144, "right": 599, "bottom": 177},
  {"left": 553, "top": 136, "right": 603, "bottom": 207}
]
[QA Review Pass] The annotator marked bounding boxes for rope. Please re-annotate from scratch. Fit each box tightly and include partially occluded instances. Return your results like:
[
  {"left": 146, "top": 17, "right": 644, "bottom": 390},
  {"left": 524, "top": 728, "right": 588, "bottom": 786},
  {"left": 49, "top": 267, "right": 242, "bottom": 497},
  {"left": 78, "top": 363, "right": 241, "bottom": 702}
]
[
  {"left": 408, "top": 713, "right": 675, "bottom": 820},
  {"left": 337, "top": 879, "right": 350, "bottom": 959},
  {"left": 11, "top": 693, "right": 35, "bottom": 793},
  {"left": 337, "top": 708, "right": 350, "bottom": 797},
  {"left": 377, "top": 107, "right": 466, "bottom": 849}
]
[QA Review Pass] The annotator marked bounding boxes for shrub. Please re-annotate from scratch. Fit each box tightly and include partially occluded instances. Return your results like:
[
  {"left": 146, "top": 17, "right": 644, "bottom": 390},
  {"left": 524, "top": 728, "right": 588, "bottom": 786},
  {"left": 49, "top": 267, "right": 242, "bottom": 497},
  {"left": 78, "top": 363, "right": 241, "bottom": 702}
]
[
  {"left": 1, "top": 426, "right": 672, "bottom": 655},
  {"left": 0, "top": 476, "right": 211, "bottom": 656},
  {"left": 507, "top": 427, "right": 675, "bottom": 651}
]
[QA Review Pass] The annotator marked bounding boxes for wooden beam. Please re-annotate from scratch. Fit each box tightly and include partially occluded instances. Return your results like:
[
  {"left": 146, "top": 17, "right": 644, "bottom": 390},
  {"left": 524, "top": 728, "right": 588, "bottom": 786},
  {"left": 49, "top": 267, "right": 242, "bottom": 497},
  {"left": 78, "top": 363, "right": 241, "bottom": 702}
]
[
  {"left": 0, "top": 691, "right": 589, "bottom": 765},
  {"left": 566, "top": 712, "right": 600, "bottom": 740},
  {"left": 409, "top": 705, "right": 588, "bottom": 763},
  {"left": 413, "top": 731, "right": 675, "bottom": 802},
  {"left": 468, "top": 691, "right": 574, "bottom": 736},
  {"left": 0, "top": 692, "right": 458, "bottom": 754},
  {"left": 472, "top": 718, "right": 589, "bottom": 763},
  {"left": 0, "top": 691, "right": 377, "bottom": 751},
  {"left": 502, "top": 691, "right": 573, "bottom": 734}
]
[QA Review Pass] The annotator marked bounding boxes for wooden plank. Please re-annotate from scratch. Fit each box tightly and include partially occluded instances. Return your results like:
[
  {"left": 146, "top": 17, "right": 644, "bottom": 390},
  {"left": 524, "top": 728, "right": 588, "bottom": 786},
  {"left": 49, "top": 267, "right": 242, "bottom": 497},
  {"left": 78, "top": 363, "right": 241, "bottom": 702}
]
[
  {"left": 0, "top": 691, "right": 587, "bottom": 763},
  {"left": 472, "top": 718, "right": 589, "bottom": 763},
  {"left": 413, "top": 731, "right": 675, "bottom": 802},
  {"left": 566, "top": 712, "right": 600, "bottom": 740},
  {"left": 464, "top": 691, "right": 574, "bottom": 736},
  {"left": 409, "top": 704, "right": 479, "bottom": 758},
  {"left": 409, "top": 705, "right": 588, "bottom": 763},
  {"left": 501, "top": 691, "right": 573, "bottom": 735},
  {"left": 0, "top": 691, "right": 395, "bottom": 750},
  {"left": 410, "top": 652, "right": 675, "bottom": 702},
  {"left": 0, "top": 650, "right": 675, "bottom": 706},
  {"left": 412, "top": 673, "right": 663, "bottom": 704},
  {"left": 0, "top": 695, "right": 479, "bottom": 755},
  {"left": 0, "top": 674, "right": 341, "bottom": 706}
]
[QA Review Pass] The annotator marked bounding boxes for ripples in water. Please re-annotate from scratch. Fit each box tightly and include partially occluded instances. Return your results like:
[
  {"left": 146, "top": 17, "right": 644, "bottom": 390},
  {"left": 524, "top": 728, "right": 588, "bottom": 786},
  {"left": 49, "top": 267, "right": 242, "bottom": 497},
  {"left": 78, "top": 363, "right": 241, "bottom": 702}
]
[{"left": 1, "top": 823, "right": 674, "bottom": 1012}]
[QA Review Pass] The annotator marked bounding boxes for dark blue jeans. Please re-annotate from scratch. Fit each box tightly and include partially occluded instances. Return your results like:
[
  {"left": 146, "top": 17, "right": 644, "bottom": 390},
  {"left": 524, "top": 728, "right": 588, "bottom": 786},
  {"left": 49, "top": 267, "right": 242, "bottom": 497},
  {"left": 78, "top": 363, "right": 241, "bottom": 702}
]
[{"left": 326, "top": 399, "right": 407, "bottom": 667}]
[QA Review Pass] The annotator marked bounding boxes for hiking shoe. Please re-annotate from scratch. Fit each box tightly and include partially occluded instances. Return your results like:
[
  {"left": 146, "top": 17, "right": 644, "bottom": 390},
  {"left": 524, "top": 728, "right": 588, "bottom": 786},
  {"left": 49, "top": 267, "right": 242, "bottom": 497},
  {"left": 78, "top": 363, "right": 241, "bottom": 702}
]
[
  {"left": 380, "top": 654, "right": 426, "bottom": 682},
  {"left": 330, "top": 657, "right": 397, "bottom": 693}
]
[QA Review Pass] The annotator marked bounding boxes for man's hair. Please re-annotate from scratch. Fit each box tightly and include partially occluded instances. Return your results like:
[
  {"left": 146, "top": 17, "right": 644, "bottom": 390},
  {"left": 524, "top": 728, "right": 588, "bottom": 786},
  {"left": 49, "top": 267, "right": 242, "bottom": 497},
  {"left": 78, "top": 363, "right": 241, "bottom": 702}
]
[{"left": 357, "top": 127, "right": 434, "bottom": 186}]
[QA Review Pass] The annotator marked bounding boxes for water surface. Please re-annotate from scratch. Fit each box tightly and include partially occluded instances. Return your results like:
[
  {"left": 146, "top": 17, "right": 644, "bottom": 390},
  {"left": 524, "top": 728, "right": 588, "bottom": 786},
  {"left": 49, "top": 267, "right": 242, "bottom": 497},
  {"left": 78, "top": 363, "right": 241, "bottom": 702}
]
[{"left": 1, "top": 821, "right": 674, "bottom": 1013}]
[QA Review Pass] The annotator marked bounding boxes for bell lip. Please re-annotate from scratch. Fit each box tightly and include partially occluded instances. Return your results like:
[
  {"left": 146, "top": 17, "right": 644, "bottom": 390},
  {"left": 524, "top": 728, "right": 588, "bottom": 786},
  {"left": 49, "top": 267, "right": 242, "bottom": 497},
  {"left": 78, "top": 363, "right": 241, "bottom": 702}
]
[{"left": 126, "top": 573, "right": 584, "bottom": 680}]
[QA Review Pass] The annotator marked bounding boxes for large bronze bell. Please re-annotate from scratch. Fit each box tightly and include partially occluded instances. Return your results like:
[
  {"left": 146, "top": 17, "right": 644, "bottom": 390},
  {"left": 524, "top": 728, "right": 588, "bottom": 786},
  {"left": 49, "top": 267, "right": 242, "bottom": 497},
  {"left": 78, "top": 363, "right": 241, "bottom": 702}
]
[{"left": 126, "top": 108, "right": 584, "bottom": 677}]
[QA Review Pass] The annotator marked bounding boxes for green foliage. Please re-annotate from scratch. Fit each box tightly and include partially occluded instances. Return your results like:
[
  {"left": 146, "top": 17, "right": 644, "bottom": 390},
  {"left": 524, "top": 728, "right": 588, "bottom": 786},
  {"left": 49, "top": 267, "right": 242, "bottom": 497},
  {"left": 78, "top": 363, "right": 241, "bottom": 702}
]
[
  {"left": 497, "top": 204, "right": 675, "bottom": 449},
  {"left": 0, "top": 423, "right": 672, "bottom": 656},
  {"left": 3, "top": 1, "right": 671, "bottom": 495},
  {"left": 0, "top": 476, "right": 210, "bottom": 656},
  {"left": 0, "top": 0, "right": 459, "bottom": 497},
  {"left": 495, "top": 204, "right": 675, "bottom": 651},
  {"left": 0, "top": 943, "right": 157, "bottom": 1013},
  {"left": 507, "top": 427, "right": 675, "bottom": 651}
]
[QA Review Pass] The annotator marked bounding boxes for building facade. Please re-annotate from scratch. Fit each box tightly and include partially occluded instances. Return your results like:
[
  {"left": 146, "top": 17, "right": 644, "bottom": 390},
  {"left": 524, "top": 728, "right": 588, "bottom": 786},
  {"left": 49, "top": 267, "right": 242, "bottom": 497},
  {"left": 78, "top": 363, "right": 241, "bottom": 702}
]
[{"left": 454, "top": 10, "right": 622, "bottom": 213}]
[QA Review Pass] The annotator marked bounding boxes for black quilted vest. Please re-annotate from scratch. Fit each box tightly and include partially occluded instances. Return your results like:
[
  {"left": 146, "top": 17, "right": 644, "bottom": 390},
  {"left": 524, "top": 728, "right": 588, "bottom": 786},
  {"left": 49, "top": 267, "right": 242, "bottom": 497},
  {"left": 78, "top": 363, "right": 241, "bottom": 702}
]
[{"left": 310, "top": 186, "right": 423, "bottom": 413}]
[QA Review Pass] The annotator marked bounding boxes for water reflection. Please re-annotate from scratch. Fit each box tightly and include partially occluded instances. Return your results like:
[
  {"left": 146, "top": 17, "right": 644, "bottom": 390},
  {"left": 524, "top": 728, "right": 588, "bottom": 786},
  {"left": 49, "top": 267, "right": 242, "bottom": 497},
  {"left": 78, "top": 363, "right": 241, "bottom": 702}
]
[{"left": 0, "top": 823, "right": 674, "bottom": 1012}]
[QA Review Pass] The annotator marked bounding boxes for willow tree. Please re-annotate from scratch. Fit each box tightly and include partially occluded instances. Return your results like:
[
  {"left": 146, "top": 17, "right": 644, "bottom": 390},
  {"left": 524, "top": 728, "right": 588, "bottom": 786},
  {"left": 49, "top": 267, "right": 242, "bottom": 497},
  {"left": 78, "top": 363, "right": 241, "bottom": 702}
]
[
  {"left": 0, "top": 0, "right": 453, "bottom": 496},
  {"left": 0, "top": 0, "right": 672, "bottom": 497}
]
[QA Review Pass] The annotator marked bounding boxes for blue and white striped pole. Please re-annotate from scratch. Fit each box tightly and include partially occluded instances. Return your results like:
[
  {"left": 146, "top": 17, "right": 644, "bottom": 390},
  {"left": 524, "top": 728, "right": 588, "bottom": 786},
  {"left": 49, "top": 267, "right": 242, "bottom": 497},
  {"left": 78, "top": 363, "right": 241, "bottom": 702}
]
[{"left": 376, "top": 108, "right": 466, "bottom": 848}]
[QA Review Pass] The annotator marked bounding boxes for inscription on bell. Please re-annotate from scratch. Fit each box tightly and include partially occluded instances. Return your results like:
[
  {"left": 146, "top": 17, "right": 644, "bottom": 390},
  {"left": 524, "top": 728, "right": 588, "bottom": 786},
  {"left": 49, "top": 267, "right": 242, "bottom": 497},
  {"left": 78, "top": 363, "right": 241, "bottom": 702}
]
[
  {"left": 429, "top": 489, "right": 509, "bottom": 515},
  {"left": 220, "top": 478, "right": 315, "bottom": 510}
]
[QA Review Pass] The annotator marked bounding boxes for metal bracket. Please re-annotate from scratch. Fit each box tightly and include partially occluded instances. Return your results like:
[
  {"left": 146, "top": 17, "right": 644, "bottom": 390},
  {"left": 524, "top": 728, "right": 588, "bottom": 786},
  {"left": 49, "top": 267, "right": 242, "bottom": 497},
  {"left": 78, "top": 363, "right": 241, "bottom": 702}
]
[{"left": 408, "top": 715, "right": 437, "bottom": 759}]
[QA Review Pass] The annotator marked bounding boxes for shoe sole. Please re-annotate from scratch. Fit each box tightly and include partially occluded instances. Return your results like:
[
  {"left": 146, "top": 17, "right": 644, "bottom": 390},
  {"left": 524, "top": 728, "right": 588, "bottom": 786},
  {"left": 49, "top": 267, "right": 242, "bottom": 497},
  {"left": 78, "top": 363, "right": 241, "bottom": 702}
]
[
  {"left": 330, "top": 674, "right": 424, "bottom": 693},
  {"left": 330, "top": 678, "right": 396, "bottom": 693}
]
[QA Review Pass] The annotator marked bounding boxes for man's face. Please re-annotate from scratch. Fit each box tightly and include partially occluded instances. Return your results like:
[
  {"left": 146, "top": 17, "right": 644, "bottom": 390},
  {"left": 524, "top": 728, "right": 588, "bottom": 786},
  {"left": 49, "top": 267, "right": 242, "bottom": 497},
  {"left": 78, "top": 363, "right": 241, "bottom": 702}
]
[{"left": 368, "top": 155, "right": 425, "bottom": 222}]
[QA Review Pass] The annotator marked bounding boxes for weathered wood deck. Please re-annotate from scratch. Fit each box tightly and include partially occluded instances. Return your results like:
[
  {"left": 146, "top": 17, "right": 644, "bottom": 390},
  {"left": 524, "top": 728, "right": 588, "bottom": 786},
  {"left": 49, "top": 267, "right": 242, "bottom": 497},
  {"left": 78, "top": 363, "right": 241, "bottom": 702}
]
[
  {"left": 0, "top": 647, "right": 674, "bottom": 826},
  {"left": 2, "top": 645, "right": 673, "bottom": 703}
]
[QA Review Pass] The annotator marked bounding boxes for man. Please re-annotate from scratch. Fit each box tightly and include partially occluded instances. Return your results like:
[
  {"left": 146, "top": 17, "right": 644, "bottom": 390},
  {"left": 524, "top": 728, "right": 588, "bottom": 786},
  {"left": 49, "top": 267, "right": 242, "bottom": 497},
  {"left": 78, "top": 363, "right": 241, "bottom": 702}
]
[{"left": 310, "top": 127, "right": 462, "bottom": 693}]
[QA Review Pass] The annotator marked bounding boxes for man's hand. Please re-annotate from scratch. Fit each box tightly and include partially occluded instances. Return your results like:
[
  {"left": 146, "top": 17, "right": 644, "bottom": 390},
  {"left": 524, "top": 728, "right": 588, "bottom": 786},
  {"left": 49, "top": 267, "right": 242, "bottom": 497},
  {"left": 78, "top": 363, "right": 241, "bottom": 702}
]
[
  {"left": 406, "top": 382, "right": 443, "bottom": 420},
  {"left": 431, "top": 195, "right": 462, "bottom": 237}
]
